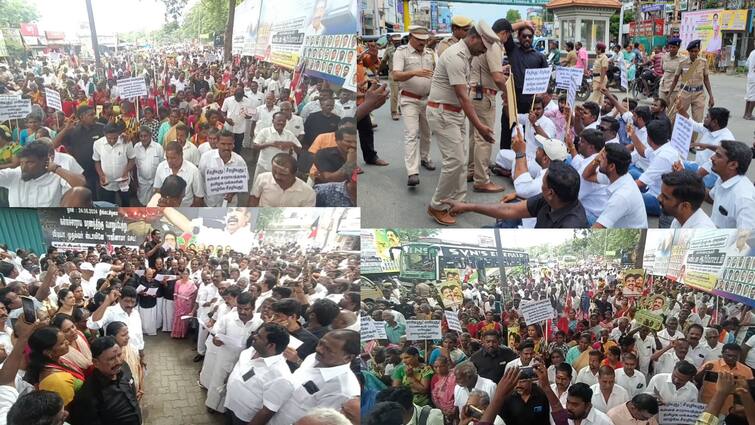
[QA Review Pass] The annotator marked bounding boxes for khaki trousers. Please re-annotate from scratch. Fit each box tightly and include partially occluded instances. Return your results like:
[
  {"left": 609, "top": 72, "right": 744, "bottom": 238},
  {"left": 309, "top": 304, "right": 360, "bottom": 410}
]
[
  {"left": 389, "top": 76, "right": 399, "bottom": 115},
  {"left": 467, "top": 93, "right": 496, "bottom": 185},
  {"left": 402, "top": 97, "right": 431, "bottom": 176},
  {"left": 587, "top": 79, "right": 604, "bottom": 105},
  {"left": 659, "top": 90, "right": 679, "bottom": 121},
  {"left": 429, "top": 106, "right": 467, "bottom": 210},
  {"left": 677, "top": 89, "right": 706, "bottom": 122}
]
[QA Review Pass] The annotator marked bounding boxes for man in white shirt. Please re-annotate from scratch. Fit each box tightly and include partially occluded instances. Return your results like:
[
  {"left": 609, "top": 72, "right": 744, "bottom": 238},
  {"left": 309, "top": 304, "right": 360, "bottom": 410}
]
[
  {"left": 564, "top": 383, "right": 615, "bottom": 425},
  {"left": 134, "top": 125, "right": 165, "bottom": 206},
  {"left": 453, "top": 361, "right": 496, "bottom": 411},
  {"left": 0, "top": 140, "right": 86, "bottom": 207},
  {"left": 706, "top": 140, "right": 755, "bottom": 228},
  {"left": 194, "top": 271, "right": 217, "bottom": 361},
  {"left": 590, "top": 366, "right": 629, "bottom": 414},
  {"left": 92, "top": 123, "right": 136, "bottom": 206},
  {"left": 636, "top": 120, "right": 680, "bottom": 219},
  {"left": 575, "top": 350, "right": 602, "bottom": 387},
  {"left": 582, "top": 143, "right": 648, "bottom": 228},
  {"left": 651, "top": 338, "right": 694, "bottom": 374},
  {"left": 625, "top": 106, "right": 652, "bottom": 177},
  {"left": 244, "top": 80, "right": 264, "bottom": 106},
  {"left": 551, "top": 363, "right": 573, "bottom": 407},
  {"left": 35, "top": 137, "right": 84, "bottom": 175},
  {"left": 249, "top": 153, "right": 315, "bottom": 207},
  {"left": 87, "top": 286, "right": 144, "bottom": 356},
  {"left": 506, "top": 135, "right": 568, "bottom": 212},
  {"left": 198, "top": 130, "right": 247, "bottom": 207},
  {"left": 656, "top": 317, "right": 684, "bottom": 347},
  {"left": 496, "top": 100, "right": 557, "bottom": 175},
  {"left": 680, "top": 106, "right": 734, "bottom": 188},
  {"left": 153, "top": 141, "right": 205, "bottom": 207},
  {"left": 222, "top": 87, "right": 255, "bottom": 153},
  {"left": 300, "top": 89, "right": 345, "bottom": 122},
  {"left": 702, "top": 327, "right": 723, "bottom": 362},
  {"left": 224, "top": 322, "right": 294, "bottom": 424},
  {"left": 685, "top": 324, "right": 710, "bottom": 368},
  {"left": 279, "top": 101, "right": 304, "bottom": 142},
  {"left": 171, "top": 124, "right": 200, "bottom": 167},
  {"left": 599, "top": 116, "right": 620, "bottom": 145},
  {"left": 614, "top": 353, "right": 645, "bottom": 398},
  {"left": 252, "top": 92, "right": 280, "bottom": 140},
  {"left": 338, "top": 90, "right": 356, "bottom": 118},
  {"left": 658, "top": 169, "right": 716, "bottom": 228},
  {"left": 252, "top": 112, "right": 301, "bottom": 184},
  {"left": 644, "top": 361, "right": 699, "bottom": 404},
  {"left": 269, "top": 330, "right": 360, "bottom": 425},
  {"left": 569, "top": 129, "right": 608, "bottom": 224}
]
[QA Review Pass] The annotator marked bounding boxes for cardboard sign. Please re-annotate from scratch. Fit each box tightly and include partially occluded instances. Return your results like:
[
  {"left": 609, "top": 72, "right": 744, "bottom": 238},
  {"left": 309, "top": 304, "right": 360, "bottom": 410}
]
[
  {"left": 117, "top": 76, "right": 148, "bottom": 99},
  {"left": 360, "top": 317, "right": 379, "bottom": 341},
  {"left": 634, "top": 309, "right": 664, "bottom": 331},
  {"left": 205, "top": 166, "right": 249, "bottom": 196},
  {"left": 520, "top": 299, "right": 555, "bottom": 325},
  {"left": 555, "top": 66, "right": 583, "bottom": 90},
  {"left": 0, "top": 97, "right": 31, "bottom": 120},
  {"left": 372, "top": 321, "right": 388, "bottom": 339},
  {"left": 620, "top": 64, "right": 628, "bottom": 90},
  {"left": 445, "top": 310, "right": 463, "bottom": 333},
  {"left": 670, "top": 114, "right": 694, "bottom": 158},
  {"left": 659, "top": 402, "right": 706, "bottom": 424},
  {"left": 566, "top": 78, "right": 578, "bottom": 109},
  {"left": 44, "top": 88, "right": 63, "bottom": 111},
  {"left": 405, "top": 320, "right": 442, "bottom": 340},
  {"left": 522, "top": 67, "right": 552, "bottom": 95}
]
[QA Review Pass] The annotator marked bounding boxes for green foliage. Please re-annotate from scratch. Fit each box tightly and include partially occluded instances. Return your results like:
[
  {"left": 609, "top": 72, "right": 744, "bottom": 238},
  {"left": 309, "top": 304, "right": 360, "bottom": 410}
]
[
  {"left": 610, "top": 10, "right": 634, "bottom": 41},
  {"left": 180, "top": 0, "right": 231, "bottom": 38},
  {"left": 255, "top": 208, "right": 283, "bottom": 230},
  {"left": 0, "top": 0, "right": 39, "bottom": 27},
  {"left": 527, "top": 230, "right": 641, "bottom": 261},
  {"left": 390, "top": 229, "right": 440, "bottom": 242},
  {"left": 505, "top": 9, "right": 522, "bottom": 23},
  {"left": 159, "top": 0, "right": 190, "bottom": 22}
]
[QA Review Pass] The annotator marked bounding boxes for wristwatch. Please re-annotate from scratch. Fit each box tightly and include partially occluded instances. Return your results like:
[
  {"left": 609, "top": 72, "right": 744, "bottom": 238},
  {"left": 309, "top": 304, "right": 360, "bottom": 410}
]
[{"left": 515, "top": 152, "right": 526, "bottom": 159}]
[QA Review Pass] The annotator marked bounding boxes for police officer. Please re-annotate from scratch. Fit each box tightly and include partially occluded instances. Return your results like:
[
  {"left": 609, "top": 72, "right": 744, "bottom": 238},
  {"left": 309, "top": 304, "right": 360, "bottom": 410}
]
[
  {"left": 587, "top": 42, "right": 609, "bottom": 105},
  {"left": 669, "top": 39, "right": 714, "bottom": 123},
  {"left": 427, "top": 20, "right": 498, "bottom": 226},
  {"left": 467, "top": 19, "right": 513, "bottom": 193},
  {"left": 392, "top": 26, "right": 436, "bottom": 187},
  {"left": 382, "top": 33, "right": 403, "bottom": 120},
  {"left": 659, "top": 38, "right": 683, "bottom": 116},
  {"left": 436, "top": 16, "right": 473, "bottom": 58}
]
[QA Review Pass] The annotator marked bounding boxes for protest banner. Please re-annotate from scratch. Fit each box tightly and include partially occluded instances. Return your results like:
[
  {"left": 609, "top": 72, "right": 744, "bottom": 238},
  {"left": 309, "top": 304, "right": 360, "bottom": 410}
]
[
  {"left": 566, "top": 78, "right": 578, "bottom": 109},
  {"left": 520, "top": 298, "right": 555, "bottom": 326},
  {"left": 372, "top": 321, "right": 388, "bottom": 339},
  {"left": 117, "top": 77, "right": 148, "bottom": 99},
  {"left": 405, "top": 320, "right": 442, "bottom": 340},
  {"left": 683, "top": 229, "right": 733, "bottom": 291},
  {"left": 634, "top": 309, "right": 664, "bottom": 331},
  {"left": 445, "top": 310, "right": 463, "bottom": 333},
  {"left": 37, "top": 208, "right": 140, "bottom": 250},
  {"left": 203, "top": 166, "right": 249, "bottom": 196},
  {"left": 620, "top": 269, "right": 646, "bottom": 297},
  {"left": 714, "top": 229, "right": 755, "bottom": 306},
  {"left": 360, "top": 317, "right": 379, "bottom": 342},
  {"left": 555, "top": 66, "right": 583, "bottom": 90},
  {"left": 670, "top": 114, "right": 694, "bottom": 158},
  {"left": 522, "top": 68, "right": 551, "bottom": 95},
  {"left": 620, "top": 64, "right": 628, "bottom": 91},
  {"left": 0, "top": 97, "right": 31, "bottom": 121},
  {"left": 659, "top": 401, "right": 706, "bottom": 424},
  {"left": 44, "top": 88, "right": 63, "bottom": 111}
]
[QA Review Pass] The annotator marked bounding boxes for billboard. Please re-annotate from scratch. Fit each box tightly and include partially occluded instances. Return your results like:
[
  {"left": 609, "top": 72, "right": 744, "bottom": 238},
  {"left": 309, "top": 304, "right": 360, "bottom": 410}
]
[{"left": 680, "top": 10, "right": 749, "bottom": 53}]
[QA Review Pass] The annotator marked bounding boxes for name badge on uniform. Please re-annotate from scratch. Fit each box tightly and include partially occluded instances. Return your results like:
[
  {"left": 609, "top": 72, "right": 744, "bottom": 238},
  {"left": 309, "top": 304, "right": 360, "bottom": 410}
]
[
  {"left": 699, "top": 353, "right": 705, "bottom": 358},
  {"left": 242, "top": 368, "right": 256, "bottom": 381},
  {"left": 636, "top": 383, "right": 644, "bottom": 389},
  {"left": 303, "top": 381, "right": 320, "bottom": 394},
  {"left": 719, "top": 206, "right": 729, "bottom": 216}
]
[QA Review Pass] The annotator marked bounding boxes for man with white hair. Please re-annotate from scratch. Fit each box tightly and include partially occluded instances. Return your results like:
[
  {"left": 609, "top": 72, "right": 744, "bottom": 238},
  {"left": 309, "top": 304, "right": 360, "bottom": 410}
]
[
  {"left": 293, "top": 408, "right": 352, "bottom": 425},
  {"left": 79, "top": 262, "right": 97, "bottom": 298},
  {"left": 454, "top": 361, "right": 497, "bottom": 409}
]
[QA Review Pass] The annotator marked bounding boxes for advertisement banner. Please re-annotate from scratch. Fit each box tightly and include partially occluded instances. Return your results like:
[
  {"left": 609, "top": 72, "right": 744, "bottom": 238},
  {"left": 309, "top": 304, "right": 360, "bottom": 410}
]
[
  {"left": 678, "top": 10, "right": 749, "bottom": 53},
  {"left": 301, "top": 34, "right": 356, "bottom": 90},
  {"left": 713, "top": 229, "right": 755, "bottom": 306},
  {"left": 232, "top": 0, "right": 262, "bottom": 56},
  {"left": 681, "top": 229, "right": 733, "bottom": 292},
  {"left": 666, "top": 229, "right": 694, "bottom": 281}
]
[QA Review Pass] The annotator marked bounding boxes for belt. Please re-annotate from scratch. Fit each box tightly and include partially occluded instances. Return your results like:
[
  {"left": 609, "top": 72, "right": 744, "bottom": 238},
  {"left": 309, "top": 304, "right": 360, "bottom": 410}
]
[
  {"left": 427, "top": 101, "right": 462, "bottom": 113},
  {"left": 401, "top": 90, "right": 427, "bottom": 100},
  {"left": 683, "top": 85, "right": 704, "bottom": 92}
]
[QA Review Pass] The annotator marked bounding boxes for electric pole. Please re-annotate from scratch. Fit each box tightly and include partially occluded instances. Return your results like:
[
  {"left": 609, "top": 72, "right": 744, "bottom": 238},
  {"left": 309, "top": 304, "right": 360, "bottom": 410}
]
[{"left": 85, "top": 0, "right": 102, "bottom": 79}]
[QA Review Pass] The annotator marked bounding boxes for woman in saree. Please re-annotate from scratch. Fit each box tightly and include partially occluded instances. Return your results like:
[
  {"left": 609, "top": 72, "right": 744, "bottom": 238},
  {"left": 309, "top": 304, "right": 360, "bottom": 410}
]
[
  {"left": 171, "top": 269, "right": 197, "bottom": 338},
  {"left": 25, "top": 326, "right": 86, "bottom": 407},
  {"left": 106, "top": 321, "right": 144, "bottom": 401}
]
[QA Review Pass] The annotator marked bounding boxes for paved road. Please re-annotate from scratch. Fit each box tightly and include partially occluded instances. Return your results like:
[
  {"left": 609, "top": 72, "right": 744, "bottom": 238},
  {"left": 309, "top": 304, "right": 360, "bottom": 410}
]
[
  {"left": 359, "top": 73, "right": 755, "bottom": 228},
  {"left": 141, "top": 331, "right": 224, "bottom": 425}
]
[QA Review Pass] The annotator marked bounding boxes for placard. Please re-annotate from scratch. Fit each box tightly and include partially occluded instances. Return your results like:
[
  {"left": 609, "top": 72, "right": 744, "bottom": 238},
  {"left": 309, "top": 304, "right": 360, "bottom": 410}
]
[
  {"left": 522, "top": 68, "right": 552, "bottom": 95},
  {"left": 372, "top": 321, "right": 388, "bottom": 339},
  {"left": 659, "top": 402, "right": 706, "bottom": 424},
  {"left": 520, "top": 298, "right": 555, "bottom": 325},
  {"left": 634, "top": 309, "right": 664, "bottom": 331},
  {"left": 555, "top": 66, "right": 583, "bottom": 90},
  {"left": 360, "top": 317, "right": 379, "bottom": 341},
  {"left": 0, "top": 97, "right": 31, "bottom": 121},
  {"left": 44, "top": 87, "right": 63, "bottom": 111},
  {"left": 204, "top": 166, "right": 249, "bottom": 196},
  {"left": 445, "top": 310, "right": 463, "bottom": 333},
  {"left": 683, "top": 229, "right": 732, "bottom": 291},
  {"left": 670, "top": 114, "right": 694, "bottom": 158},
  {"left": 117, "top": 77, "right": 148, "bottom": 99},
  {"left": 620, "top": 64, "right": 628, "bottom": 90},
  {"left": 566, "top": 78, "right": 577, "bottom": 109},
  {"left": 405, "top": 320, "right": 442, "bottom": 340}
]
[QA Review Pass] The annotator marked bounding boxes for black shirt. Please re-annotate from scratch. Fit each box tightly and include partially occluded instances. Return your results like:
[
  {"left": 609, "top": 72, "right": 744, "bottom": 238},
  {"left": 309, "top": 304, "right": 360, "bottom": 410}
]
[
  {"left": 503, "top": 37, "right": 549, "bottom": 113},
  {"left": 303, "top": 112, "right": 340, "bottom": 148},
  {"left": 68, "top": 363, "right": 142, "bottom": 425},
  {"left": 137, "top": 277, "right": 162, "bottom": 308},
  {"left": 499, "top": 386, "right": 551, "bottom": 425},
  {"left": 60, "top": 122, "right": 105, "bottom": 179},
  {"left": 143, "top": 241, "right": 166, "bottom": 268},
  {"left": 289, "top": 327, "right": 319, "bottom": 372},
  {"left": 469, "top": 346, "right": 518, "bottom": 383},
  {"left": 526, "top": 194, "right": 588, "bottom": 228}
]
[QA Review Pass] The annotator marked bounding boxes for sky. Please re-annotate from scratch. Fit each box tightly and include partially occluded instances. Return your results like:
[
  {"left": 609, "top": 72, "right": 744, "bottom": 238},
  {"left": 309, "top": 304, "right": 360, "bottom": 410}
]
[
  {"left": 449, "top": 3, "right": 538, "bottom": 24},
  {"left": 437, "top": 229, "right": 574, "bottom": 248}
]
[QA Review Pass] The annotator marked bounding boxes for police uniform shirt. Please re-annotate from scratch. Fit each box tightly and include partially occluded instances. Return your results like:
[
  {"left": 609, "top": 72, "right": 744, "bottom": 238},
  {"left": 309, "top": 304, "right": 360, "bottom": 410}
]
[
  {"left": 710, "top": 175, "right": 755, "bottom": 228},
  {"left": 471, "top": 42, "right": 504, "bottom": 90},
  {"left": 270, "top": 354, "right": 360, "bottom": 425},
  {"left": 660, "top": 53, "right": 684, "bottom": 92},
  {"left": 674, "top": 56, "right": 708, "bottom": 88},
  {"left": 428, "top": 40, "right": 472, "bottom": 107},
  {"left": 436, "top": 35, "right": 459, "bottom": 58},
  {"left": 393, "top": 44, "right": 435, "bottom": 97},
  {"left": 224, "top": 350, "right": 293, "bottom": 422}
]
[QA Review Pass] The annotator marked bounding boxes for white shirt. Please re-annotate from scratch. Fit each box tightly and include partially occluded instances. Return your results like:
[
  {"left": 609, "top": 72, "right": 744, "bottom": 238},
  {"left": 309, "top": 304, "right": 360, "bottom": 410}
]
[
  {"left": 513, "top": 165, "right": 544, "bottom": 200},
  {"left": 251, "top": 172, "right": 316, "bottom": 207},
  {"left": 654, "top": 350, "right": 694, "bottom": 375},
  {"left": 504, "top": 357, "right": 532, "bottom": 374},
  {"left": 92, "top": 136, "right": 135, "bottom": 191},
  {"left": 175, "top": 140, "right": 201, "bottom": 167},
  {"left": 0, "top": 385, "right": 18, "bottom": 425},
  {"left": 0, "top": 168, "right": 71, "bottom": 207},
  {"left": 645, "top": 373, "right": 698, "bottom": 403},
  {"left": 638, "top": 143, "right": 680, "bottom": 197},
  {"left": 687, "top": 342, "right": 711, "bottom": 368},
  {"left": 703, "top": 341, "right": 723, "bottom": 363},
  {"left": 54, "top": 151, "right": 84, "bottom": 175},
  {"left": 224, "top": 350, "right": 293, "bottom": 421},
  {"left": 690, "top": 120, "right": 735, "bottom": 166},
  {"left": 575, "top": 152, "right": 608, "bottom": 218},
  {"left": 630, "top": 126, "right": 651, "bottom": 171},
  {"left": 744, "top": 335, "right": 755, "bottom": 369},
  {"left": 548, "top": 364, "right": 577, "bottom": 385},
  {"left": 595, "top": 173, "right": 648, "bottom": 228},
  {"left": 269, "top": 355, "right": 360, "bottom": 425},
  {"left": 657, "top": 328, "right": 684, "bottom": 346},
  {"left": 87, "top": 303, "right": 144, "bottom": 351},
  {"left": 590, "top": 383, "right": 629, "bottom": 413},
  {"left": 153, "top": 159, "right": 205, "bottom": 206},
  {"left": 567, "top": 407, "right": 614, "bottom": 425},
  {"left": 338, "top": 100, "right": 356, "bottom": 117},
  {"left": 551, "top": 383, "right": 569, "bottom": 407},
  {"left": 222, "top": 96, "right": 255, "bottom": 134},
  {"left": 253, "top": 104, "right": 280, "bottom": 137},
  {"left": 575, "top": 366, "right": 600, "bottom": 386},
  {"left": 196, "top": 282, "right": 219, "bottom": 321},
  {"left": 133, "top": 142, "right": 165, "bottom": 188},
  {"left": 453, "top": 375, "right": 497, "bottom": 408},
  {"left": 614, "top": 368, "right": 646, "bottom": 397},
  {"left": 670, "top": 208, "right": 716, "bottom": 229},
  {"left": 284, "top": 114, "right": 305, "bottom": 138},
  {"left": 253, "top": 127, "right": 301, "bottom": 173},
  {"left": 710, "top": 175, "right": 755, "bottom": 228},
  {"left": 244, "top": 89, "right": 264, "bottom": 106},
  {"left": 215, "top": 310, "right": 263, "bottom": 352},
  {"left": 300, "top": 101, "right": 344, "bottom": 122},
  {"left": 198, "top": 149, "right": 247, "bottom": 207}
]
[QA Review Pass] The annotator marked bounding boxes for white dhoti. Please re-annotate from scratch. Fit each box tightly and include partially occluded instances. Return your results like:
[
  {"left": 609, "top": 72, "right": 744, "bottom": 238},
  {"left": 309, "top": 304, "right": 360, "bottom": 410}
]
[
  {"left": 139, "top": 306, "right": 159, "bottom": 336},
  {"left": 136, "top": 182, "right": 154, "bottom": 206},
  {"left": 204, "top": 345, "right": 243, "bottom": 412},
  {"left": 196, "top": 310, "right": 210, "bottom": 355},
  {"left": 495, "top": 149, "right": 543, "bottom": 176},
  {"left": 155, "top": 297, "right": 164, "bottom": 330},
  {"left": 746, "top": 76, "right": 755, "bottom": 101},
  {"left": 162, "top": 299, "right": 175, "bottom": 332},
  {"left": 199, "top": 334, "right": 219, "bottom": 388}
]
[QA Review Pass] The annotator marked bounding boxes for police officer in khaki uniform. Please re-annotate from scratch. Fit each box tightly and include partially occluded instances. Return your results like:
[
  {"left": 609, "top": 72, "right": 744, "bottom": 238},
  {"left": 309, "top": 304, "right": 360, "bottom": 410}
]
[
  {"left": 670, "top": 39, "right": 714, "bottom": 123},
  {"left": 587, "top": 42, "right": 609, "bottom": 105},
  {"left": 436, "top": 16, "right": 473, "bottom": 58},
  {"left": 382, "top": 33, "right": 403, "bottom": 120},
  {"left": 427, "top": 20, "right": 498, "bottom": 226},
  {"left": 467, "top": 19, "right": 513, "bottom": 193},
  {"left": 658, "top": 38, "right": 683, "bottom": 114},
  {"left": 392, "top": 26, "right": 436, "bottom": 187}
]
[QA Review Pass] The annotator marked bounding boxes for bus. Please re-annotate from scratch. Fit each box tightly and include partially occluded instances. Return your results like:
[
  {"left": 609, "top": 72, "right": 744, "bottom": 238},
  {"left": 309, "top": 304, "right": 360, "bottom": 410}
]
[{"left": 389, "top": 241, "right": 530, "bottom": 283}]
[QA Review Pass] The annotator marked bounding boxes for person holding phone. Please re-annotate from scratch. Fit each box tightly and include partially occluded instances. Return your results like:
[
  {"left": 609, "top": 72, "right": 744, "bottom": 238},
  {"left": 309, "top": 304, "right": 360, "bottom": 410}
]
[{"left": 696, "top": 343, "right": 754, "bottom": 415}]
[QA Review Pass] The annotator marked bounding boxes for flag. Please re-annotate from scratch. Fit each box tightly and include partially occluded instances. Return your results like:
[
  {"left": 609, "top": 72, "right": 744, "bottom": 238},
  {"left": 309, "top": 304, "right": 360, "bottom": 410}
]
[
  {"left": 504, "top": 73, "right": 518, "bottom": 130},
  {"left": 308, "top": 217, "right": 319, "bottom": 239}
]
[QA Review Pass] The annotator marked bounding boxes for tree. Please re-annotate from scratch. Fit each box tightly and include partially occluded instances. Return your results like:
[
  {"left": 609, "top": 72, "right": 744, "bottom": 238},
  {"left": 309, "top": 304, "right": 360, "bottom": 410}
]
[
  {"left": 158, "top": 0, "right": 189, "bottom": 22},
  {"left": 180, "top": 0, "right": 230, "bottom": 39},
  {"left": 255, "top": 208, "right": 283, "bottom": 230},
  {"left": 505, "top": 9, "right": 521, "bottom": 23},
  {"left": 223, "top": 0, "right": 236, "bottom": 62},
  {"left": 389, "top": 229, "right": 440, "bottom": 242},
  {"left": 0, "top": 0, "right": 39, "bottom": 27},
  {"left": 610, "top": 10, "right": 634, "bottom": 43}
]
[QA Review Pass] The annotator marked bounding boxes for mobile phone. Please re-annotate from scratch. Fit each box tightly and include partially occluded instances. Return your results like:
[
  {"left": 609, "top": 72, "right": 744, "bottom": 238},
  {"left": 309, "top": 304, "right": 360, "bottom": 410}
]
[
  {"left": 520, "top": 366, "right": 536, "bottom": 380},
  {"left": 21, "top": 296, "right": 36, "bottom": 323},
  {"left": 467, "top": 405, "right": 484, "bottom": 419},
  {"left": 473, "top": 85, "right": 483, "bottom": 101},
  {"left": 704, "top": 371, "right": 719, "bottom": 383}
]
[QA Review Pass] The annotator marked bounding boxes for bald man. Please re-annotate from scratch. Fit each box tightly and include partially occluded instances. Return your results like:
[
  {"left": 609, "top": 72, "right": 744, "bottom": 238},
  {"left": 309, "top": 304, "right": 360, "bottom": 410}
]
[{"left": 60, "top": 187, "right": 94, "bottom": 208}]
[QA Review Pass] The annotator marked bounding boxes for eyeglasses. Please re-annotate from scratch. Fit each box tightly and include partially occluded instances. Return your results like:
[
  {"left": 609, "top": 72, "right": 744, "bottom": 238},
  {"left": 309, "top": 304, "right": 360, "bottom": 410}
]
[{"left": 521, "top": 34, "right": 533, "bottom": 39}]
